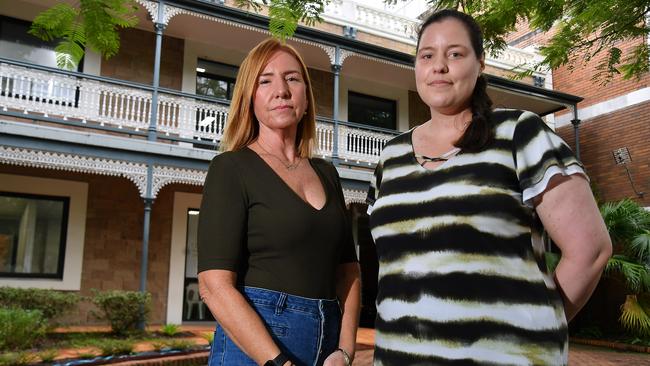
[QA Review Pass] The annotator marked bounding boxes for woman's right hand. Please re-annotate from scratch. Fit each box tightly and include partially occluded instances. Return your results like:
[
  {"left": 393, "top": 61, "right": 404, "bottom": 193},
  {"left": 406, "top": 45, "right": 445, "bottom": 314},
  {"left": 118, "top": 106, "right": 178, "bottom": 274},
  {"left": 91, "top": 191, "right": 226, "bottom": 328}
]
[{"left": 198, "top": 269, "right": 286, "bottom": 365}]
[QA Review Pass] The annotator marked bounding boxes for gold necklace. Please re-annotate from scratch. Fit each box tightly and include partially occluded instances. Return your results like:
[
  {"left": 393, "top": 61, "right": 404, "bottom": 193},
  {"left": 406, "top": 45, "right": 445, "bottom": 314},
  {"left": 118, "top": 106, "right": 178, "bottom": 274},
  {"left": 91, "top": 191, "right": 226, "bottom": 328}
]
[{"left": 256, "top": 140, "right": 302, "bottom": 171}]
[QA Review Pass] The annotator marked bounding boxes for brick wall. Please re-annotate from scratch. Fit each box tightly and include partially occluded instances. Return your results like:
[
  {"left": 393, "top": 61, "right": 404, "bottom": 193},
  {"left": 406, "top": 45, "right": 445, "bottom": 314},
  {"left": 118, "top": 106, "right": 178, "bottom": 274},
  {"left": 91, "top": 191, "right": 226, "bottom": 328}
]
[
  {"left": 0, "top": 164, "right": 202, "bottom": 325},
  {"left": 552, "top": 37, "right": 650, "bottom": 111},
  {"left": 408, "top": 90, "right": 429, "bottom": 128},
  {"left": 309, "top": 67, "right": 334, "bottom": 118},
  {"left": 556, "top": 101, "right": 650, "bottom": 206},
  {"left": 101, "top": 28, "right": 184, "bottom": 90}
]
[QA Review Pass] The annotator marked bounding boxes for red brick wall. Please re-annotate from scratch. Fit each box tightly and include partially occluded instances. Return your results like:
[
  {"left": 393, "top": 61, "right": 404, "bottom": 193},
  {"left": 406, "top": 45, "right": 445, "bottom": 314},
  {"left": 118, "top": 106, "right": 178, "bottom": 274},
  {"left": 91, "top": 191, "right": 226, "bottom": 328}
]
[
  {"left": 0, "top": 164, "right": 202, "bottom": 325},
  {"left": 552, "top": 37, "right": 650, "bottom": 112},
  {"left": 556, "top": 101, "right": 650, "bottom": 206},
  {"left": 101, "top": 28, "right": 184, "bottom": 90}
]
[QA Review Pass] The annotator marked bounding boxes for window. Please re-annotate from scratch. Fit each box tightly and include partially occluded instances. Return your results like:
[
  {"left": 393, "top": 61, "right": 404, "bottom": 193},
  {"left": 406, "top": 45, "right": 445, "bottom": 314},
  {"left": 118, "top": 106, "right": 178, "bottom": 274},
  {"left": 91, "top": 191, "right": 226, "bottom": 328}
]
[
  {"left": 348, "top": 91, "right": 397, "bottom": 130},
  {"left": 196, "top": 59, "right": 238, "bottom": 100},
  {"left": 182, "top": 208, "right": 214, "bottom": 321},
  {"left": 0, "top": 192, "right": 68, "bottom": 278},
  {"left": 0, "top": 16, "right": 80, "bottom": 106},
  {"left": 0, "top": 16, "right": 72, "bottom": 70},
  {"left": 0, "top": 174, "right": 87, "bottom": 290}
]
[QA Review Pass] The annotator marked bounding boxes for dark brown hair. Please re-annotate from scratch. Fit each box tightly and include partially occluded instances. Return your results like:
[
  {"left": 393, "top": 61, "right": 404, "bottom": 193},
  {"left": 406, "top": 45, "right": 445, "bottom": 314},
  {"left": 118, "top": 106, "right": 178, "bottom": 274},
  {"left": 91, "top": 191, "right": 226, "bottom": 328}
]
[{"left": 417, "top": 9, "right": 494, "bottom": 152}]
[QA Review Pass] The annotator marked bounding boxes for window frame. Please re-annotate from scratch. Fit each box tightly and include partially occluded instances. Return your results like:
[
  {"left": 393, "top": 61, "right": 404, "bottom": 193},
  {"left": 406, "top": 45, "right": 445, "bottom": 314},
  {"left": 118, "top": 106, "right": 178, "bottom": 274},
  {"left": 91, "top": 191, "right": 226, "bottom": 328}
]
[
  {"left": 0, "top": 191, "right": 70, "bottom": 279},
  {"left": 347, "top": 90, "right": 398, "bottom": 130},
  {"left": 0, "top": 174, "right": 88, "bottom": 290}
]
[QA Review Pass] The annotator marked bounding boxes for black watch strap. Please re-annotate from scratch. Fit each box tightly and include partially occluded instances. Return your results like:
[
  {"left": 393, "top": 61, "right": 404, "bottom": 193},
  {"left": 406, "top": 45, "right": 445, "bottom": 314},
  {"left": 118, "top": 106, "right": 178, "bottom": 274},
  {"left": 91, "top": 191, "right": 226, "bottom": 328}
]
[{"left": 264, "top": 352, "right": 290, "bottom": 366}]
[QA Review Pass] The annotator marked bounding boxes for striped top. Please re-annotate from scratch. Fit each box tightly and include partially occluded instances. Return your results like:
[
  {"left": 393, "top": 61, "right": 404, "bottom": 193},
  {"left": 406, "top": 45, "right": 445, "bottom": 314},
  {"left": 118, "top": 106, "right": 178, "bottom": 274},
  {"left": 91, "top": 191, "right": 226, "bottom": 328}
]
[{"left": 366, "top": 110, "right": 585, "bottom": 366}]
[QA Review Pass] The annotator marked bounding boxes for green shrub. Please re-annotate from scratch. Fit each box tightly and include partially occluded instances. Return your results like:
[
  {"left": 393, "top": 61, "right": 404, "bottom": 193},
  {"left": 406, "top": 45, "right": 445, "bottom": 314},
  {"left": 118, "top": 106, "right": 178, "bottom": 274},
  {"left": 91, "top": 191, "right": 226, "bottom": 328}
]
[
  {"left": 0, "top": 287, "right": 79, "bottom": 328},
  {"left": 0, "top": 352, "right": 38, "bottom": 366},
  {"left": 94, "top": 339, "right": 135, "bottom": 356},
  {"left": 201, "top": 332, "right": 214, "bottom": 346},
  {"left": 165, "top": 339, "right": 195, "bottom": 351},
  {"left": 0, "top": 308, "right": 47, "bottom": 351},
  {"left": 38, "top": 349, "right": 58, "bottom": 363},
  {"left": 161, "top": 323, "right": 180, "bottom": 337},
  {"left": 91, "top": 289, "right": 151, "bottom": 335}
]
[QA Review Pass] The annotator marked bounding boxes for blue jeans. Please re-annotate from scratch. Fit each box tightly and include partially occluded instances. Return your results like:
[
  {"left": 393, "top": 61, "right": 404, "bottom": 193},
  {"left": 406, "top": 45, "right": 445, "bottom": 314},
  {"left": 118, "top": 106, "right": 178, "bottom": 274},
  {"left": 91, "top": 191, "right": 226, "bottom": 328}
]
[{"left": 208, "top": 286, "right": 342, "bottom": 366}]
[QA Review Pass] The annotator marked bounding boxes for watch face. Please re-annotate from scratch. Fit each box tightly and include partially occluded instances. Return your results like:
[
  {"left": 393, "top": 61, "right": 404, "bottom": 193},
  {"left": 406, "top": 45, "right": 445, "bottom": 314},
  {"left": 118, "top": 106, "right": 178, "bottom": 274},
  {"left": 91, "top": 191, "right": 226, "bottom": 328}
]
[{"left": 264, "top": 361, "right": 277, "bottom": 366}]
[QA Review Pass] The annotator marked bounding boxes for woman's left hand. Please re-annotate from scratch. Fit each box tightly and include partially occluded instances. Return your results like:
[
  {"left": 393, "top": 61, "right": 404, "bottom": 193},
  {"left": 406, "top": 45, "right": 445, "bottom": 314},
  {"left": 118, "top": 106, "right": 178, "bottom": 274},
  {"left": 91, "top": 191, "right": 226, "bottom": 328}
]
[{"left": 323, "top": 350, "right": 348, "bottom": 366}]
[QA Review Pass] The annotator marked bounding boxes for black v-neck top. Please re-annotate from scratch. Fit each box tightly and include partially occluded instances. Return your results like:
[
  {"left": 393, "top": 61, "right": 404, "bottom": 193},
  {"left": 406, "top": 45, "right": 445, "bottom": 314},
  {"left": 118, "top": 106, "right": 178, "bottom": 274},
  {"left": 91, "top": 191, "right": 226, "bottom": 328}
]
[{"left": 197, "top": 148, "right": 357, "bottom": 299}]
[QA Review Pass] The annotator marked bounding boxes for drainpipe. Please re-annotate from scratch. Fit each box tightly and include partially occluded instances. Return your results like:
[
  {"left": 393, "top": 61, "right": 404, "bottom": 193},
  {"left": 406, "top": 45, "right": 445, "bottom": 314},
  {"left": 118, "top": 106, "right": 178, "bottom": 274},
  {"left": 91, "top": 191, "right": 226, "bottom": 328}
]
[
  {"left": 148, "top": 0, "right": 166, "bottom": 141},
  {"left": 570, "top": 104, "right": 581, "bottom": 160},
  {"left": 138, "top": 164, "right": 154, "bottom": 330},
  {"left": 139, "top": 0, "right": 166, "bottom": 330},
  {"left": 331, "top": 46, "right": 341, "bottom": 166}
]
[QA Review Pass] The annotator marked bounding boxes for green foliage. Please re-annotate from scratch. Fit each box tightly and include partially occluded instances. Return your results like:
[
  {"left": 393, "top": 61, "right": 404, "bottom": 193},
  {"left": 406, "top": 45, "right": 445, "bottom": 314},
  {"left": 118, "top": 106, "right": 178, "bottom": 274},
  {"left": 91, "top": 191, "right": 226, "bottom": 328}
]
[
  {"left": 544, "top": 251, "right": 560, "bottom": 274},
  {"left": 600, "top": 199, "right": 650, "bottom": 247},
  {"left": 161, "top": 323, "right": 180, "bottom": 337},
  {"left": 93, "top": 338, "right": 135, "bottom": 356},
  {"left": 91, "top": 289, "right": 151, "bottom": 335},
  {"left": 0, "top": 308, "right": 47, "bottom": 351},
  {"left": 201, "top": 331, "right": 214, "bottom": 346},
  {"left": 234, "top": 0, "right": 327, "bottom": 40},
  {"left": 38, "top": 349, "right": 59, "bottom": 363},
  {"left": 425, "top": 0, "right": 650, "bottom": 83},
  {"left": 29, "top": 0, "right": 138, "bottom": 70},
  {"left": 0, "top": 287, "right": 80, "bottom": 328},
  {"left": 598, "top": 198, "right": 650, "bottom": 337},
  {"left": 605, "top": 255, "right": 650, "bottom": 293},
  {"left": 164, "top": 339, "right": 196, "bottom": 351},
  {"left": 0, "top": 352, "right": 38, "bottom": 366}
]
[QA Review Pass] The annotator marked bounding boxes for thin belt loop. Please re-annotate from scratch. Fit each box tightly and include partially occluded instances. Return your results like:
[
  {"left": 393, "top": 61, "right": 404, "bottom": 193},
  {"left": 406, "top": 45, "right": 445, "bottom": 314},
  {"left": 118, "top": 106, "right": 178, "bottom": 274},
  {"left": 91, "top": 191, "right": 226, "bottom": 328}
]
[{"left": 275, "top": 292, "right": 287, "bottom": 315}]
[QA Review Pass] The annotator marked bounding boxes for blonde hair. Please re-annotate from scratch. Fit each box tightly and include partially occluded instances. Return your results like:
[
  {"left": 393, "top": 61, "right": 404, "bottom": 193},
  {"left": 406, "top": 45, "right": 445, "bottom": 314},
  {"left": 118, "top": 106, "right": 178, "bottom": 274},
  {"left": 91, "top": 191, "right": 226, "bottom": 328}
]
[{"left": 220, "top": 39, "right": 316, "bottom": 157}]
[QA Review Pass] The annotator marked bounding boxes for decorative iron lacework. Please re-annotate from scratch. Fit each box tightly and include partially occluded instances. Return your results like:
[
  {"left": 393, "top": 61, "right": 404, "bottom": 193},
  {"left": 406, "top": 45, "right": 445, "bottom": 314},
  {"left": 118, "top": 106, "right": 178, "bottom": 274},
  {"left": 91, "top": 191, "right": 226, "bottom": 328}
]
[
  {"left": 0, "top": 146, "right": 149, "bottom": 196},
  {"left": 0, "top": 146, "right": 207, "bottom": 199},
  {"left": 342, "top": 188, "right": 366, "bottom": 206},
  {"left": 152, "top": 165, "right": 206, "bottom": 197},
  {"left": 132, "top": 0, "right": 408, "bottom": 70}
]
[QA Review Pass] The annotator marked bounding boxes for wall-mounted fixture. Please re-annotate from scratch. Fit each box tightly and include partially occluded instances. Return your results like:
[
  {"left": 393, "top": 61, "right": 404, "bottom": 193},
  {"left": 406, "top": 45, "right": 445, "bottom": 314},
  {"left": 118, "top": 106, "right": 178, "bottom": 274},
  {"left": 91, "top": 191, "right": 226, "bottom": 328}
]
[
  {"left": 343, "top": 26, "right": 357, "bottom": 39},
  {"left": 613, "top": 147, "right": 645, "bottom": 198}
]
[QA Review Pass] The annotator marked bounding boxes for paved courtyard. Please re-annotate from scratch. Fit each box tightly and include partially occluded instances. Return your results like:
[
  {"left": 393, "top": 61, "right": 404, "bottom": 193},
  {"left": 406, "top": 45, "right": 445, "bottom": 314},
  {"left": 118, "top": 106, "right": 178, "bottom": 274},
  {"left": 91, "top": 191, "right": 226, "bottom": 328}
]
[{"left": 351, "top": 328, "right": 650, "bottom": 366}]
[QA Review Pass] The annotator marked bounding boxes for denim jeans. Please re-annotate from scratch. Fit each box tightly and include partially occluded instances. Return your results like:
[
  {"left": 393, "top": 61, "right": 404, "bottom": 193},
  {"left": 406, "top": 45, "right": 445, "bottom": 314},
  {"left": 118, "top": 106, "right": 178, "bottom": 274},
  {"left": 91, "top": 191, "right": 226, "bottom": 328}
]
[{"left": 208, "top": 286, "right": 342, "bottom": 366}]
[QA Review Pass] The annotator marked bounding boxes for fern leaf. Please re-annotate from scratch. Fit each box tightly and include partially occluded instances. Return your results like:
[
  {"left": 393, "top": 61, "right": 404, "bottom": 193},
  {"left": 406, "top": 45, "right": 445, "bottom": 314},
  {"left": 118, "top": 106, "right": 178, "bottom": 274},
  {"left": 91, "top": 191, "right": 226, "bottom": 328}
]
[
  {"left": 269, "top": 1, "right": 299, "bottom": 41},
  {"left": 29, "top": 3, "right": 79, "bottom": 41},
  {"left": 55, "top": 40, "right": 85, "bottom": 70}
]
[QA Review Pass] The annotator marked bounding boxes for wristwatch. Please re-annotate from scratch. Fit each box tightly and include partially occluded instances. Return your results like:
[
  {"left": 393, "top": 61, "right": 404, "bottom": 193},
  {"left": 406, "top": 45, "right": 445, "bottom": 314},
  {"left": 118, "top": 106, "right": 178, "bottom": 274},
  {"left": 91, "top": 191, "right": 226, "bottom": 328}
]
[{"left": 264, "top": 352, "right": 290, "bottom": 366}]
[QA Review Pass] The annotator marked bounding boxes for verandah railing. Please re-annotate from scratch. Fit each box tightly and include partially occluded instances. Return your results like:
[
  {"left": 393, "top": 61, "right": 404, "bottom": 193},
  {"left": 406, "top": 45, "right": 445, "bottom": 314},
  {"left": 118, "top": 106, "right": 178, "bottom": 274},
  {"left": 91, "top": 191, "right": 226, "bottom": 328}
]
[{"left": 0, "top": 58, "right": 397, "bottom": 165}]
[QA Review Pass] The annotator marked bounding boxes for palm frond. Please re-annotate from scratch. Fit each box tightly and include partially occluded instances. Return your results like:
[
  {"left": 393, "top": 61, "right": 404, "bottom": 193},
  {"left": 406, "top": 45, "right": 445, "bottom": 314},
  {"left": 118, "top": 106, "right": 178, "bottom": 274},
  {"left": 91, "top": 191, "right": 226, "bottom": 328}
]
[
  {"left": 629, "top": 231, "right": 650, "bottom": 265},
  {"left": 620, "top": 295, "right": 650, "bottom": 337},
  {"left": 600, "top": 199, "right": 650, "bottom": 247},
  {"left": 605, "top": 255, "right": 650, "bottom": 293}
]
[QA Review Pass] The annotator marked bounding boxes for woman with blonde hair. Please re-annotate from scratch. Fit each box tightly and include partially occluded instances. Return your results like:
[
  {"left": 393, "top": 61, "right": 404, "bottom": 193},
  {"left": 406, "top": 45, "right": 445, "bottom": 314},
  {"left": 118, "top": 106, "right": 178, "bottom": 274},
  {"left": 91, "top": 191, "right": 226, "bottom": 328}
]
[{"left": 198, "top": 38, "right": 360, "bottom": 366}]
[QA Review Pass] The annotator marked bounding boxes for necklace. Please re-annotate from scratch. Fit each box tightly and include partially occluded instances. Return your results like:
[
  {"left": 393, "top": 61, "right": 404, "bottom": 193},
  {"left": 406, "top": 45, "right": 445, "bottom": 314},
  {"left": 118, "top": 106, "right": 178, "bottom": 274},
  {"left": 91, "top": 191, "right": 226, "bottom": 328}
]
[
  {"left": 415, "top": 147, "right": 461, "bottom": 167},
  {"left": 256, "top": 140, "right": 302, "bottom": 171}
]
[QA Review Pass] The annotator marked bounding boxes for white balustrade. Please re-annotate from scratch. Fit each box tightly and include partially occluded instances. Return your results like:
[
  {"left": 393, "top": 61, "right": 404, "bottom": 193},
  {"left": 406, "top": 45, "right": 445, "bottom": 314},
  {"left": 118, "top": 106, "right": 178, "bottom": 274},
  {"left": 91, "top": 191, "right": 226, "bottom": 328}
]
[
  {"left": 323, "top": 0, "right": 419, "bottom": 41},
  {"left": 1, "top": 61, "right": 396, "bottom": 165}
]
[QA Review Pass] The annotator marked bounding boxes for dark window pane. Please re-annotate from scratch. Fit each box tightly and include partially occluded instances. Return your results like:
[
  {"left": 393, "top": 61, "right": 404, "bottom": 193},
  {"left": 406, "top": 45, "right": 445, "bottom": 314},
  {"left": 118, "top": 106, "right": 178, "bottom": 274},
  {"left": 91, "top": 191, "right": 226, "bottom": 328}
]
[
  {"left": 0, "top": 193, "right": 68, "bottom": 278},
  {"left": 196, "top": 76, "right": 229, "bottom": 99},
  {"left": 348, "top": 91, "right": 397, "bottom": 130},
  {"left": 196, "top": 59, "right": 238, "bottom": 100},
  {"left": 0, "top": 16, "right": 61, "bottom": 69}
]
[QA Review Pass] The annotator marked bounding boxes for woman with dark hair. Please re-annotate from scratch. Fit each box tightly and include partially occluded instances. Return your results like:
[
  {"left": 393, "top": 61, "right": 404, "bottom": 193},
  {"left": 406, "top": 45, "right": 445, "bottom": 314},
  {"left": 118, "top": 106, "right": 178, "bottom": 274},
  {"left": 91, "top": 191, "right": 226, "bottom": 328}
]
[{"left": 366, "top": 9, "right": 611, "bottom": 365}]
